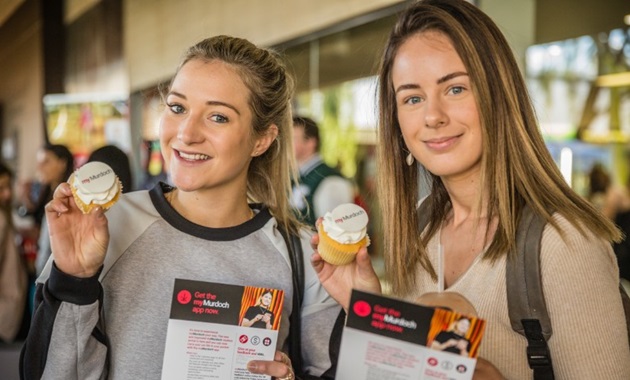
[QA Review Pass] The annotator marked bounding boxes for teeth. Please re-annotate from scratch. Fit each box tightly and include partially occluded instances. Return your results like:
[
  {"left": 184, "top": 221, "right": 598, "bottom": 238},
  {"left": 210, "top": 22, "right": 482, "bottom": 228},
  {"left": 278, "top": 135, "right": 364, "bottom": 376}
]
[{"left": 179, "top": 151, "right": 209, "bottom": 161}]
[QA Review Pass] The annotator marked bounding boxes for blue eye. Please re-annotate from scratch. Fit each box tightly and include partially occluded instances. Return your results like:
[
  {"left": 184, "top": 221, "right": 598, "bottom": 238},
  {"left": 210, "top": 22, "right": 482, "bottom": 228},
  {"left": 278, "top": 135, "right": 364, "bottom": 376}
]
[
  {"left": 450, "top": 86, "right": 465, "bottom": 95},
  {"left": 167, "top": 103, "right": 185, "bottom": 114},
  {"left": 405, "top": 96, "right": 422, "bottom": 105},
  {"left": 210, "top": 114, "right": 229, "bottom": 123}
]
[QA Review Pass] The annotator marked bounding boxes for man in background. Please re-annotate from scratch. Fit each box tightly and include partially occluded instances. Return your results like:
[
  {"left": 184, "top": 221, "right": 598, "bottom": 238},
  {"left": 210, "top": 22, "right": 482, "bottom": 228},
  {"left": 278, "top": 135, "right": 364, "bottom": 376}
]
[{"left": 291, "top": 116, "right": 354, "bottom": 226}]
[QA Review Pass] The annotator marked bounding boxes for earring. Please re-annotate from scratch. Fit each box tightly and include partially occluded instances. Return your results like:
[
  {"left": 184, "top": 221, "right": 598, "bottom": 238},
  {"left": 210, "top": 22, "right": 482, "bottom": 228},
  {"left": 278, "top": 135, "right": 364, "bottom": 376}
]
[{"left": 406, "top": 152, "right": 415, "bottom": 166}]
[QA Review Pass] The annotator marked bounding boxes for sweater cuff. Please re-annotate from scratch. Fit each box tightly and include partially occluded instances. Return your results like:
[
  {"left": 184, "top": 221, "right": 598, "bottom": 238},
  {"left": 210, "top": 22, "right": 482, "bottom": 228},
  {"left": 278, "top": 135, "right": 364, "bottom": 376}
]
[{"left": 48, "top": 262, "right": 103, "bottom": 305}]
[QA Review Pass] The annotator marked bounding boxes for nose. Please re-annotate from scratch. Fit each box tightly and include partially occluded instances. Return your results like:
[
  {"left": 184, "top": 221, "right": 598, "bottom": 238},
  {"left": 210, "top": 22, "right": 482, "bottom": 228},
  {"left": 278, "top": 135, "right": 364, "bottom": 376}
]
[
  {"left": 177, "top": 113, "right": 204, "bottom": 144},
  {"left": 424, "top": 97, "right": 447, "bottom": 128}
]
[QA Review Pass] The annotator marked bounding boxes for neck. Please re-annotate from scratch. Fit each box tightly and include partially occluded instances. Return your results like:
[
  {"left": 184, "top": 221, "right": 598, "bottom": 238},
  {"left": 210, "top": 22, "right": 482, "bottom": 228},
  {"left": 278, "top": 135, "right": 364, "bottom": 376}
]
[
  {"left": 167, "top": 188, "right": 253, "bottom": 228},
  {"left": 297, "top": 152, "right": 318, "bottom": 167},
  {"left": 442, "top": 173, "right": 487, "bottom": 227}
]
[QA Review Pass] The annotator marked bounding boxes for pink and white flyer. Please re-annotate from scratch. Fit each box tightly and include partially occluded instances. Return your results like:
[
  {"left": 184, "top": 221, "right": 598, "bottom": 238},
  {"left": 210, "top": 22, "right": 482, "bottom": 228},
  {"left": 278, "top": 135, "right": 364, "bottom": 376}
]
[
  {"left": 161, "top": 279, "right": 284, "bottom": 380},
  {"left": 336, "top": 290, "right": 486, "bottom": 380}
]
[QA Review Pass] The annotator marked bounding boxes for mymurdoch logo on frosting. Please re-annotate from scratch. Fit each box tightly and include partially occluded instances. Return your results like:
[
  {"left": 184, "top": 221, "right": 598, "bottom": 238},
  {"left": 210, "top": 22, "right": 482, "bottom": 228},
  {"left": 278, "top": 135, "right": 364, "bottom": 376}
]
[
  {"left": 76, "top": 162, "right": 116, "bottom": 193},
  {"left": 331, "top": 203, "right": 368, "bottom": 232},
  {"left": 81, "top": 169, "right": 112, "bottom": 184},
  {"left": 334, "top": 209, "right": 366, "bottom": 224}
]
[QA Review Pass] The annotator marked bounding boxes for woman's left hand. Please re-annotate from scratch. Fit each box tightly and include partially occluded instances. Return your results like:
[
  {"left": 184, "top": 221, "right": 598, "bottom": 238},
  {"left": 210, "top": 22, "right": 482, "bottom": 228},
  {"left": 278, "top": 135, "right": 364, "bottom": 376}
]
[
  {"left": 247, "top": 351, "right": 294, "bottom": 380},
  {"left": 310, "top": 219, "right": 382, "bottom": 312}
]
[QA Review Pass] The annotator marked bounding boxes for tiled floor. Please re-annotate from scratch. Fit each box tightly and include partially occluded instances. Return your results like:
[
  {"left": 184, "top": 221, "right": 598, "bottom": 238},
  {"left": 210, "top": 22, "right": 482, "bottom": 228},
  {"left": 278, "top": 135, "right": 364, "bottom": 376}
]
[{"left": 0, "top": 341, "right": 22, "bottom": 380}]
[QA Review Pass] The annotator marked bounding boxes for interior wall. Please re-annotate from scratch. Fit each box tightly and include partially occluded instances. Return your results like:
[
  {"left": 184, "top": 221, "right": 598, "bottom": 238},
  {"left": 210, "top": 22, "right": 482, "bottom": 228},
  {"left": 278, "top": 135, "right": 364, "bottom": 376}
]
[
  {"left": 480, "top": 0, "right": 535, "bottom": 69},
  {"left": 65, "top": 0, "right": 125, "bottom": 93},
  {"left": 536, "top": 0, "right": 630, "bottom": 44},
  {"left": 123, "top": 0, "right": 406, "bottom": 91},
  {"left": 0, "top": 0, "right": 44, "bottom": 180}
]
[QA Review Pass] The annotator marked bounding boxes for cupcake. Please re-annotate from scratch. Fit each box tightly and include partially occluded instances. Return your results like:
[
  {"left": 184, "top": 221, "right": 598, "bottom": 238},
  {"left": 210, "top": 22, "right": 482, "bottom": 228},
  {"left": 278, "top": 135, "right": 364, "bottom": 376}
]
[
  {"left": 317, "top": 203, "right": 370, "bottom": 265},
  {"left": 69, "top": 161, "right": 122, "bottom": 214}
]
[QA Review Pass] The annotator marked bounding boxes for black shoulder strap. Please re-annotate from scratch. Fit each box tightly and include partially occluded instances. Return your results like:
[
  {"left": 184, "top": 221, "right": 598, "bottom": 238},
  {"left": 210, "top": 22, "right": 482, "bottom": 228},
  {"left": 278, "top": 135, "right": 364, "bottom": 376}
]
[
  {"left": 278, "top": 226, "right": 305, "bottom": 378},
  {"left": 506, "top": 205, "right": 554, "bottom": 380},
  {"left": 279, "top": 225, "right": 345, "bottom": 380},
  {"left": 619, "top": 283, "right": 630, "bottom": 346}
]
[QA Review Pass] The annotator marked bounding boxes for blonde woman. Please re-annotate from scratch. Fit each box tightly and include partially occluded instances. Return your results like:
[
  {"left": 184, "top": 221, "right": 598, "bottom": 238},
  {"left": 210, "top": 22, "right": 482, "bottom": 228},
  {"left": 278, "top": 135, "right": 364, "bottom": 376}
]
[{"left": 22, "top": 35, "right": 341, "bottom": 380}]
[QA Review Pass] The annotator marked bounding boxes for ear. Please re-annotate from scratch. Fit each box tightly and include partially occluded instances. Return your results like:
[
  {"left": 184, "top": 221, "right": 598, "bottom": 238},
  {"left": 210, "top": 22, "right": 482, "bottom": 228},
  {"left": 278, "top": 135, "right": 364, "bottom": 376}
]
[{"left": 252, "top": 124, "right": 279, "bottom": 157}]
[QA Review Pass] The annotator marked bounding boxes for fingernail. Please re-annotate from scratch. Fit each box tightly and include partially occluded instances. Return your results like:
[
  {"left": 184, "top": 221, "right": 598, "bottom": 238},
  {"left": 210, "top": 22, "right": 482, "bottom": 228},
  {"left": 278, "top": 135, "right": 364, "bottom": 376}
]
[{"left": 247, "top": 362, "right": 258, "bottom": 372}]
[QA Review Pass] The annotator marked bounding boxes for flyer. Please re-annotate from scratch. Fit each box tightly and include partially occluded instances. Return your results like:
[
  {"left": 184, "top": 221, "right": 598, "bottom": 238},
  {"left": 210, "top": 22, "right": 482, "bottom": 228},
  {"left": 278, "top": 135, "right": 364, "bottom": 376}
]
[
  {"left": 336, "top": 290, "right": 486, "bottom": 380},
  {"left": 161, "top": 279, "right": 284, "bottom": 380}
]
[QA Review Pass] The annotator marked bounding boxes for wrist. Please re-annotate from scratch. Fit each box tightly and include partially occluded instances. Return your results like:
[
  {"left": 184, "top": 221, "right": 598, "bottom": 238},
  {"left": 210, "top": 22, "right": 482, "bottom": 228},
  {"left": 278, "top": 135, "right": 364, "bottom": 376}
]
[{"left": 49, "top": 262, "right": 103, "bottom": 305}]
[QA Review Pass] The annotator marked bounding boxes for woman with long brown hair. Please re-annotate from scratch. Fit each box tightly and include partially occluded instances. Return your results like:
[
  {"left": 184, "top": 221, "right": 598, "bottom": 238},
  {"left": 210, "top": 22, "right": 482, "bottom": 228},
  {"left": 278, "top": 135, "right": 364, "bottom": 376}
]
[{"left": 313, "top": 0, "right": 629, "bottom": 378}]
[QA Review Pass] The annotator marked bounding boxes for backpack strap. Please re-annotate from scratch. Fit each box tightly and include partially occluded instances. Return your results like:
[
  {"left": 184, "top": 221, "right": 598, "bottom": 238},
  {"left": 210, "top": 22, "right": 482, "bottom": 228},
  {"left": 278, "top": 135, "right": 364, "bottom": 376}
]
[
  {"left": 279, "top": 225, "right": 345, "bottom": 380},
  {"left": 619, "top": 283, "right": 630, "bottom": 346},
  {"left": 506, "top": 205, "right": 554, "bottom": 380},
  {"left": 278, "top": 226, "right": 305, "bottom": 378}
]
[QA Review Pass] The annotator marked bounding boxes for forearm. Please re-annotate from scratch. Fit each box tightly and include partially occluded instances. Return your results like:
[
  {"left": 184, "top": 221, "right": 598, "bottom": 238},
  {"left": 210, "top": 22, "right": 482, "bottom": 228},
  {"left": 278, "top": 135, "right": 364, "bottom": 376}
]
[{"left": 20, "top": 263, "right": 108, "bottom": 380}]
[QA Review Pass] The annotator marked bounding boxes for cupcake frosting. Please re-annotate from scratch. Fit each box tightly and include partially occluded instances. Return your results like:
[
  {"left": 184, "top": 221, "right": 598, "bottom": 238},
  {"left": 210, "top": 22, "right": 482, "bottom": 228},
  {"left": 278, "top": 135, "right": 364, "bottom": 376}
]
[
  {"left": 72, "top": 161, "right": 120, "bottom": 205},
  {"left": 321, "top": 203, "right": 369, "bottom": 244}
]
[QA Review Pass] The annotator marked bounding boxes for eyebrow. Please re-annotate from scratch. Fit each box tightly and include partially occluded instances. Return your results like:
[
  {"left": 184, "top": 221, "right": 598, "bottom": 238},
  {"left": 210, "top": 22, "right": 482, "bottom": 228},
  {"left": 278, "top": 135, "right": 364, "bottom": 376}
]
[
  {"left": 167, "top": 91, "right": 241, "bottom": 115},
  {"left": 395, "top": 71, "right": 469, "bottom": 94}
]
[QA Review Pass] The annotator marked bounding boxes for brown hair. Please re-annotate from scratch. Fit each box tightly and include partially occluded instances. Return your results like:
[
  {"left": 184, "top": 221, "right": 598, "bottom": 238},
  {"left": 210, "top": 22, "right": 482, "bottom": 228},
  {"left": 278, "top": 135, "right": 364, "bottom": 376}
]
[
  {"left": 169, "top": 35, "right": 301, "bottom": 234},
  {"left": 293, "top": 116, "right": 321, "bottom": 151},
  {"left": 376, "top": 0, "right": 620, "bottom": 295}
]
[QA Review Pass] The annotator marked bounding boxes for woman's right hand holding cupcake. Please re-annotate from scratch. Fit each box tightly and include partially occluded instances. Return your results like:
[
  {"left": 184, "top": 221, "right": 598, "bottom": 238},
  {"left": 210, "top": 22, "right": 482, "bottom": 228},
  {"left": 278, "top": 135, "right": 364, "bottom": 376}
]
[
  {"left": 310, "top": 219, "right": 382, "bottom": 312},
  {"left": 45, "top": 182, "right": 110, "bottom": 278}
]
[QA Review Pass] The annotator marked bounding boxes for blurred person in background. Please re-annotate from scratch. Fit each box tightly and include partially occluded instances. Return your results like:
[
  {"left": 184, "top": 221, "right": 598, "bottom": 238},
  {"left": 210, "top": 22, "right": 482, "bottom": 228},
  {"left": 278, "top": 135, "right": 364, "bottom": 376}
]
[
  {"left": 0, "top": 161, "right": 27, "bottom": 343},
  {"left": 291, "top": 116, "right": 354, "bottom": 226},
  {"left": 587, "top": 162, "right": 630, "bottom": 220},
  {"left": 587, "top": 163, "right": 630, "bottom": 283},
  {"left": 17, "top": 144, "right": 74, "bottom": 274},
  {"left": 14, "top": 143, "right": 75, "bottom": 326},
  {"left": 19, "top": 144, "right": 75, "bottom": 229}
]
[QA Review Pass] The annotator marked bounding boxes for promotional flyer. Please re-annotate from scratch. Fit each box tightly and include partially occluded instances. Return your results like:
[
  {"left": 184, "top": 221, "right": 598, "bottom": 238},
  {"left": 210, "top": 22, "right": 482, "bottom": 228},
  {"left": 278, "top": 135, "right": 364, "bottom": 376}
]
[
  {"left": 336, "top": 290, "right": 486, "bottom": 380},
  {"left": 161, "top": 279, "right": 284, "bottom": 380}
]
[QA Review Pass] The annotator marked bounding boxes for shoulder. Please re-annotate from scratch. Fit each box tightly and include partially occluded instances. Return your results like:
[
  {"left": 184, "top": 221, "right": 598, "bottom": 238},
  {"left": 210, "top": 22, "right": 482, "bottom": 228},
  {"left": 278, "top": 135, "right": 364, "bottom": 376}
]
[
  {"left": 542, "top": 213, "right": 613, "bottom": 257},
  {"left": 100, "top": 189, "right": 163, "bottom": 277},
  {"left": 540, "top": 213, "right": 618, "bottom": 282},
  {"left": 538, "top": 214, "right": 630, "bottom": 377},
  {"left": 107, "top": 190, "right": 161, "bottom": 229},
  {"left": 312, "top": 162, "right": 343, "bottom": 177}
]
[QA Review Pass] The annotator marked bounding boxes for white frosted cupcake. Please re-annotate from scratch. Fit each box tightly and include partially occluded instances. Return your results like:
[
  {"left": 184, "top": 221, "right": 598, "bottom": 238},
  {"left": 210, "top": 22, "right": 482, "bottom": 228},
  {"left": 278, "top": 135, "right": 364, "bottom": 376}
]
[
  {"left": 69, "top": 161, "right": 122, "bottom": 214},
  {"left": 318, "top": 203, "right": 370, "bottom": 265}
]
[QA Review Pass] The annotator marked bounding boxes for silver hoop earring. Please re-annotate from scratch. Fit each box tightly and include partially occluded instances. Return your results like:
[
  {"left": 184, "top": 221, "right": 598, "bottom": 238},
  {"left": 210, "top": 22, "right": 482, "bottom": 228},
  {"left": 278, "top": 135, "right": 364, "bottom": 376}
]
[{"left": 406, "top": 152, "right": 415, "bottom": 166}]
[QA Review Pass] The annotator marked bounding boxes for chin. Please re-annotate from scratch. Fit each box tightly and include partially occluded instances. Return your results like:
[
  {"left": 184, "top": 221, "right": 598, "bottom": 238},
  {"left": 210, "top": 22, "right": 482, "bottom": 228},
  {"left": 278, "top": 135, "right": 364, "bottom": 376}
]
[{"left": 169, "top": 175, "right": 199, "bottom": 192}]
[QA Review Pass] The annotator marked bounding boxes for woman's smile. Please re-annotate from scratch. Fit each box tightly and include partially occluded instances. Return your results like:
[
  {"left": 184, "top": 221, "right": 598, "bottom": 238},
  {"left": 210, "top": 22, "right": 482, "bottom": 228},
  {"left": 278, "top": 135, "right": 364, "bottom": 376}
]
[
  {"left": 423, "top": 134, "right": 462, "bottom": 151},
  {"left": 175, "top": 149, "right": 211, "bottom": 162}
]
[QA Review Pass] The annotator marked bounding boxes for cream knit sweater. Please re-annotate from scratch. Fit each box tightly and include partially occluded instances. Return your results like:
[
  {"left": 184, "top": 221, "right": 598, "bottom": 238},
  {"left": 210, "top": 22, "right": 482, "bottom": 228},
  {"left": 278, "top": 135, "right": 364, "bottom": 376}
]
[{"left": 405, "top": 214, "right": 630, "bottom": 379}]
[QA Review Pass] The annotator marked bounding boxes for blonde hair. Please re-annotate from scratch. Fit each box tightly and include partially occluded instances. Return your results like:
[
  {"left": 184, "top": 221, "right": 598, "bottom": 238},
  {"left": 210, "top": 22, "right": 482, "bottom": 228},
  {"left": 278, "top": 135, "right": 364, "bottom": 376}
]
[
  {"left": 170, "top": 35, "right": 302, "bottom": 235},
  {"left": 377, "top": 0, "right": 620, "bottom": 295}
]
